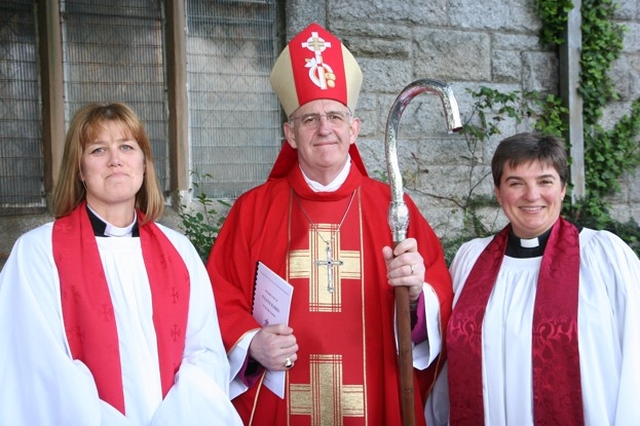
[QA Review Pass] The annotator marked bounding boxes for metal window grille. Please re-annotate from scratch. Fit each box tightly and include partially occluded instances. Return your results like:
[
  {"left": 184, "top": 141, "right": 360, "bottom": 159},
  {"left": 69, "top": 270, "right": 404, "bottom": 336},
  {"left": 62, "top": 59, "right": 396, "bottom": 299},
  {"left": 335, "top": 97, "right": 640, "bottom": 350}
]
[
  {"left": 61, "top": 0, "right": 170, "bottom": 193},
  {"left": 0, "top": 0, "right": 44, "bottom": 214},
  {"left": 185, "top": 0, "right": 281, "bottom": 198},
  {"left": 0, "top": 0, "right": 282, "bottom": 213}
]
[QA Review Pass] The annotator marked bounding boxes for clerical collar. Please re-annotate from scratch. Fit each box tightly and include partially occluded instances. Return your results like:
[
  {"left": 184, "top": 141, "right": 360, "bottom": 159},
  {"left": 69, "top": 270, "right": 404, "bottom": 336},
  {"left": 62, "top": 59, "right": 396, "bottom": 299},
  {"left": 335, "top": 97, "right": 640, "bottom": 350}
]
[
  {"left": 86, "top": 204, "right": 139, "bottom": 237},
  {"left": 301, "top": 155, "right": 352, "bottom": 192},
  {"left": 505, "top": 227, "right": 552, "bottom": 258}
]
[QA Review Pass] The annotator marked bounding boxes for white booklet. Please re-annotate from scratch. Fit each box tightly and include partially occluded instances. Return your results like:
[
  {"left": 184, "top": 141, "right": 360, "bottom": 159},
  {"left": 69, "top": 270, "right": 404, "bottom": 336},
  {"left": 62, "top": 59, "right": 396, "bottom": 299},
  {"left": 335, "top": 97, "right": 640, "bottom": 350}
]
[{"left": 252, "top": 261, "right": 294, "bottom": 399}]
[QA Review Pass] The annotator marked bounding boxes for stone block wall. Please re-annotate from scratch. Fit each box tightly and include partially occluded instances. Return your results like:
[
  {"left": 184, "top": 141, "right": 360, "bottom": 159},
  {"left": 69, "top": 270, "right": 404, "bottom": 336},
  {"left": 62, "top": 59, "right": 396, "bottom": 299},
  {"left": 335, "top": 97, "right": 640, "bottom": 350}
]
[
  {"left": 285, "top": 0, "right": 640, "bottom": 241},
  {"left": 1, "top": 0, "right": 638, "bottom": 269}
]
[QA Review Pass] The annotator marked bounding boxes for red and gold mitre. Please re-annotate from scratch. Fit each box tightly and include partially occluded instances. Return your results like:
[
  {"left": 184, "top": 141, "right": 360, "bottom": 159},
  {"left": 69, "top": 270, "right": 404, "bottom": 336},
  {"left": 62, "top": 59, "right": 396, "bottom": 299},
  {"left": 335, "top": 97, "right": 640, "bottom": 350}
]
[{"left": 269, "top": 22, "right": 363, "bottom": 117}]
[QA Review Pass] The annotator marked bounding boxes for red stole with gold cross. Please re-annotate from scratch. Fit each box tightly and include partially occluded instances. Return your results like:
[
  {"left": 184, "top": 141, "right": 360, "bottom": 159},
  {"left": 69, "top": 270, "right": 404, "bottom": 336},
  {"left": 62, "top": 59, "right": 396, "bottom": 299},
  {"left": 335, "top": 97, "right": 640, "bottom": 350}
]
[
  {"left": 284, "top": 185, "right": 366, "bottom": 424},
  {"left": 447, "top": 217, "right": 584, "bottom": 425},
  {"left": 52, "top": 202, "right": 190, "bottom": 414}
]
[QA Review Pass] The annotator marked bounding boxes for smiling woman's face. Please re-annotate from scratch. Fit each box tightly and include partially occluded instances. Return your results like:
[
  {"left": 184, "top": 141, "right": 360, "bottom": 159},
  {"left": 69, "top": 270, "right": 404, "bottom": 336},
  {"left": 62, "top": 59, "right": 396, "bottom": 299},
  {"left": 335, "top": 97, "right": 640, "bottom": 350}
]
[
  {"left": 494, "top": 160, "right": 566, "bottom": 238},
  {"left": 80, "top": 120, "right": 145, "bottom": 216}
]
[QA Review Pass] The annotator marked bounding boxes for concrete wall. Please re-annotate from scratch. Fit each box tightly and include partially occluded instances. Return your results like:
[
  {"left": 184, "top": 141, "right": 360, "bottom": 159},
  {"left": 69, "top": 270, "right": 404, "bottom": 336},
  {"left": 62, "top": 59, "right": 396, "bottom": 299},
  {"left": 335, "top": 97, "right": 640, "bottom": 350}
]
[{"left": 1, "top": 0, "right": 639, "bottom": 270}]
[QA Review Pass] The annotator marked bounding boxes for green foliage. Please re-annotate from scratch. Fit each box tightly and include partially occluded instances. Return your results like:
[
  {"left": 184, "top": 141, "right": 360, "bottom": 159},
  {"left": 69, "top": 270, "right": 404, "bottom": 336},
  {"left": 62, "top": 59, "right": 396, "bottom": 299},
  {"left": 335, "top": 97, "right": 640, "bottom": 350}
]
[
  {"left": 463, "top": 87, "right": 568, "bottom": 139},
  {"left": 564, "top": 199, "right": 640, "bottom": 254},
  {"left": 506, "top": 0, "right": 640, "bottom": 256},
  {"left": 177, "top": 172, "right": 229, "bottom": 262},
  {"left": 567, "top": 98, "right": 640, "bottom": 234},
  {"left": 585, "top": 101, "right": 640, "bottom": 195},
  {"left": 606, "top": 218, "right": 640, "bottom": 253},
  {"left": 540, "top": 0, "right": 640, "bottom": 240},
  {"left": 531, "top": 93, "right": 570, "bottom": 136},
  {"left": 536, "top": 0, "right": 574, "bottom": 45},
  {"left": 580, "top": 0, "right": 625, "bottom": 125}
]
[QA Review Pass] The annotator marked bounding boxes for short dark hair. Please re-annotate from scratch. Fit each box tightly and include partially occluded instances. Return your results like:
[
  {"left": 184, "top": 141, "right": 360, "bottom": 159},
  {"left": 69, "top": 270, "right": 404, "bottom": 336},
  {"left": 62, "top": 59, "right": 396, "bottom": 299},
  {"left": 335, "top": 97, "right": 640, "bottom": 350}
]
[{"left": 491, "top": 132, "right": 568, "bottom": 187}]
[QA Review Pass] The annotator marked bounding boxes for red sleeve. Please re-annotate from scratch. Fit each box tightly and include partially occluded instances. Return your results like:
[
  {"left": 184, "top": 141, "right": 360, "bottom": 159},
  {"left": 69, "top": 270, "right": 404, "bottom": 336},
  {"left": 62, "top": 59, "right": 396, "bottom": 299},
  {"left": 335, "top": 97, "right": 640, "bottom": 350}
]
[
  {"left": 205, "top": 194, "right": 261, "bottom": 352},
  {"left": 205, "top": 180, "right": 293, "bottom": 352}
]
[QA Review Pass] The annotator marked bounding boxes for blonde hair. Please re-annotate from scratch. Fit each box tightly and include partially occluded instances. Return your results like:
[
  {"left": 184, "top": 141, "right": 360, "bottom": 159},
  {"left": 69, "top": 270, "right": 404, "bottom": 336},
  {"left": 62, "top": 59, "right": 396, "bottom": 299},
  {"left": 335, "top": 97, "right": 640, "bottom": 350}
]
[{"left": 50, "top": 102, "right": 164, "bottom": 223}]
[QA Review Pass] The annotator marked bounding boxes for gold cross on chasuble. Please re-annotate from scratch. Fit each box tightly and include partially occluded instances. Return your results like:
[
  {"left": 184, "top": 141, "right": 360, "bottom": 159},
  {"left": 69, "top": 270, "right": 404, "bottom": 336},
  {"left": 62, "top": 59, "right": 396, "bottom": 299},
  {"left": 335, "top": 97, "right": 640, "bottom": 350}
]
[
  {"left": 289, "top": 224, "right": 361, "bottom": 312},
  {"left": 290, "top": 354, "right": 365, "bottom": 425}
]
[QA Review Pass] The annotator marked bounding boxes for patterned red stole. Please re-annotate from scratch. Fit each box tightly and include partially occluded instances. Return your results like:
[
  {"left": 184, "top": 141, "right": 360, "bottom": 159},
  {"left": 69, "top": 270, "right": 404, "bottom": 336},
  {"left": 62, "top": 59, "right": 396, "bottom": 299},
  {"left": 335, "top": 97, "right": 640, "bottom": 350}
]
[
  {"left": 447, "top": 217, "right": 584, "bottom": 425},
  {"left": 52, "top": 202, "right": 190, "bottom": 414}
]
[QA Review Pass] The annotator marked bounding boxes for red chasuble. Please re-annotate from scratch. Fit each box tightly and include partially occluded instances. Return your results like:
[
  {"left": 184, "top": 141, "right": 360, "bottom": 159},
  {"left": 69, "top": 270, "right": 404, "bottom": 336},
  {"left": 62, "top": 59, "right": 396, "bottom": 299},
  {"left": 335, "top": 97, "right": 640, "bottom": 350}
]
[
  {"left": 447, "top": 217, "right": 583, "bottom": 425},
  {"left": 207, "top": 145, "right": 453, "bottom": 425},
  {"left": 52, "top": 202, "right": 190, "bottom": 414}
]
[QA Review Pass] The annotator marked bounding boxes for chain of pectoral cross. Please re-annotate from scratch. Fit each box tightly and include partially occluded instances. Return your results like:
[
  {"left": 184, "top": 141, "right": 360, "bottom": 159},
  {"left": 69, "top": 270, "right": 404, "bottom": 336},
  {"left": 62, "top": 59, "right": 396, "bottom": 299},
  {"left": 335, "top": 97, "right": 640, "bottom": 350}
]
[{"left": 293, "top": 189, "right": 357, "bottom": 293}]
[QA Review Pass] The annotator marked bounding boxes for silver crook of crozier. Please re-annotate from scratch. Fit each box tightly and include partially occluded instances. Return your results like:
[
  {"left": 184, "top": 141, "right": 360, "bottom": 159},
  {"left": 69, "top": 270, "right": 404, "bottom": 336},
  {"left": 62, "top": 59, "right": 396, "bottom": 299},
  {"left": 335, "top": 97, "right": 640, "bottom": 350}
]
[{"left": 384, "top": 78, "right": 463, "bottom": 243}]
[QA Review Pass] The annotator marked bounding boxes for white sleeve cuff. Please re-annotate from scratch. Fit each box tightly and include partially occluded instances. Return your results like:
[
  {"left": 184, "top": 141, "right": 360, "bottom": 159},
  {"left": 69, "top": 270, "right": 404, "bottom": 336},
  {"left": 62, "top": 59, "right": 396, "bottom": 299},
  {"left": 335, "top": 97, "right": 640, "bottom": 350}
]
[{"left": 413, "top": 282, "right": 443, "bottom": 370}]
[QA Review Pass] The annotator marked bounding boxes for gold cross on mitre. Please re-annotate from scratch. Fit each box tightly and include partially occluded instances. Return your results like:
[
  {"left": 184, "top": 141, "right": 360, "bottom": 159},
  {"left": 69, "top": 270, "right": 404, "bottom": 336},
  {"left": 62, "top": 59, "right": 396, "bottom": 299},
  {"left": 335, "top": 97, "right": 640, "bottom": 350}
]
[{"left": 302, "top": 31, "right": 331, "bottom": 53}]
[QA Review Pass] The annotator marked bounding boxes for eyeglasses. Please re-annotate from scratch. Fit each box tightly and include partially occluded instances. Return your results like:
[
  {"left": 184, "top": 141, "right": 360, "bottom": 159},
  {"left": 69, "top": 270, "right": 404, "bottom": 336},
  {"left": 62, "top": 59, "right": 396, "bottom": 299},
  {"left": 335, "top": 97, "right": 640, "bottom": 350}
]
[{"left": 288, "top": 111, "right": 351, "bottom": 129}]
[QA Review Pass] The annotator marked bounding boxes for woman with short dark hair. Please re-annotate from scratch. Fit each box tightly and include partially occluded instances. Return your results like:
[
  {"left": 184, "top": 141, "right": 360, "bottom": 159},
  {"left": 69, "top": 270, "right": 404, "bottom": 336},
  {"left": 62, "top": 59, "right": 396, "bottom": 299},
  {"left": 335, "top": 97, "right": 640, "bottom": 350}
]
[{"left": 428, "top": 132, "right": 640, "bottom": 426}]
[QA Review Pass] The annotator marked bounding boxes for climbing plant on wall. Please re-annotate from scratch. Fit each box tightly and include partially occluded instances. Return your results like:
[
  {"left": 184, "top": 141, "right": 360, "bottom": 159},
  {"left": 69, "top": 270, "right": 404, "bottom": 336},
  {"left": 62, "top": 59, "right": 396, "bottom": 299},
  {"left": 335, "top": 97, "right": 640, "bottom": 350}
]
[{"left": 536, "top": 0, "right": 640, "bottom": 232}]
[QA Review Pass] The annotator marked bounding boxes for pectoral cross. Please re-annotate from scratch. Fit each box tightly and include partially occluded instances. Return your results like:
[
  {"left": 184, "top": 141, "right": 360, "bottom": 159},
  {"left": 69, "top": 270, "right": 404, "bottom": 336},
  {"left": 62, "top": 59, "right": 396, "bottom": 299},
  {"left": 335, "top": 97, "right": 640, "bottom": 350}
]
[{"left": 315, "top": 242, "right": 343, "bottom": 293}]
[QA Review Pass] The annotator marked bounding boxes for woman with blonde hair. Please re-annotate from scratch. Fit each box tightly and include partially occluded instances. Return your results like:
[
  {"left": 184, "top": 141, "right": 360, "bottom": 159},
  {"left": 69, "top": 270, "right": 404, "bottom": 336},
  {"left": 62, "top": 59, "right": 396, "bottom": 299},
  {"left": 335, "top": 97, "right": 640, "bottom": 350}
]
[
  {"left": 0, "top": 102, "right": 242, "bottom": 425},
  {"left": 50, "top": 101, "right": 164, "bottom": 222}
]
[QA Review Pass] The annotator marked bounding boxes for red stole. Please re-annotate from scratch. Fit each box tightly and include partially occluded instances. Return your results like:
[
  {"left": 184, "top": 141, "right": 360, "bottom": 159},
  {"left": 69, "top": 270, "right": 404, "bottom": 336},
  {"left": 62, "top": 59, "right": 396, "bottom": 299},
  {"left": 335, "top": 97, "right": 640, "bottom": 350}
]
[
  {"left": 52, "top": 202, "right": 190, "bottom": 414},
  {"left": 447, "top": 217, "right": 584, "bottom": 425}
]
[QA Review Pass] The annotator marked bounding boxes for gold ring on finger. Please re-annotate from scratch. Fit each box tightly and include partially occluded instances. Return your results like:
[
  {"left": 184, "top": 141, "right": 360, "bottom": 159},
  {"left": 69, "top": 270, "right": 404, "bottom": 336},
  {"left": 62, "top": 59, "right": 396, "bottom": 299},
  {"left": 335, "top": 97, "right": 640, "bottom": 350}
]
[{"left": 284, "top": 357, "right": 293, "bottom": 369}]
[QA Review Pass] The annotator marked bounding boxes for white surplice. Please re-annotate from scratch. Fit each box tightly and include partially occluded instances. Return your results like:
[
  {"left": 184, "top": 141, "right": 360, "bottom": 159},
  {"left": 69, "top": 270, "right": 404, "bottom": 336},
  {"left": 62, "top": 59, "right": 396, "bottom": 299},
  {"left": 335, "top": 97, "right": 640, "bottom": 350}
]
[
  {"left": 0, "top": 222, "right": 242, "bottom": 426},
  {"left": 426, "top": 228, "right": 640, "bottom": 426}
]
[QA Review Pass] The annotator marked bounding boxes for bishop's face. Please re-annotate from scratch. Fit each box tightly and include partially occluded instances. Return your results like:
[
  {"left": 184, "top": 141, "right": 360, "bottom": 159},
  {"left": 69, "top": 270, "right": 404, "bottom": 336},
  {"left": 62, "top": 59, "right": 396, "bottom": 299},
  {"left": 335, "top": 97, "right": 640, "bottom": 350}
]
[
  {"left": 79, "top": 121, "right": 145, "bottom": 218},
  {"left": 284, "top": 99, "right": 360, "bottom": 185},
  {"left": 495, "top": 160, "right": 566, "bottom": 239}
]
